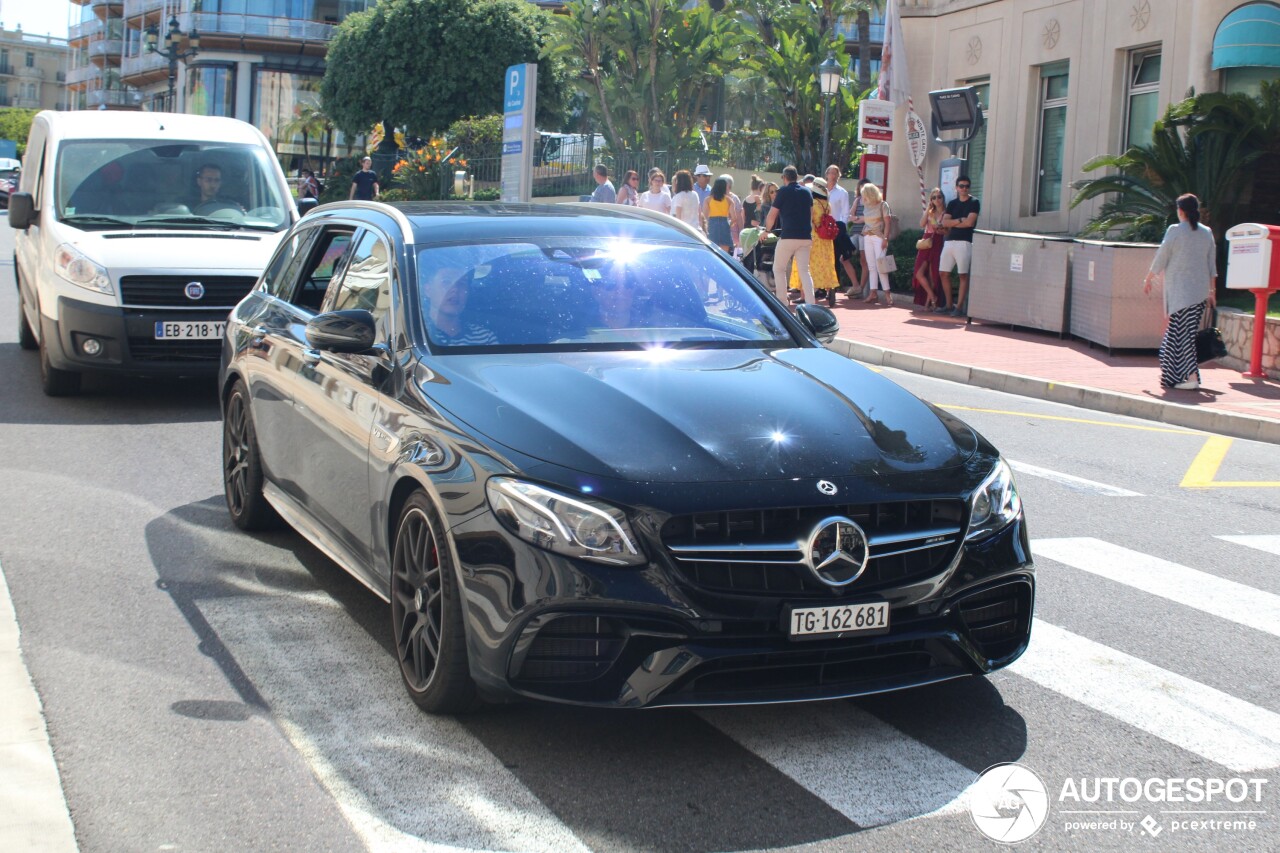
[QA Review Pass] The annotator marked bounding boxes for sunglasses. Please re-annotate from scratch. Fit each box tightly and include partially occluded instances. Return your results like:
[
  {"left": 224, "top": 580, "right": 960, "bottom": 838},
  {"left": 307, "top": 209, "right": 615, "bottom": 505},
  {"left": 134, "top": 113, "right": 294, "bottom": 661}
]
[{"left": 957, "top": 183, "right": 971, "bottom": 189}]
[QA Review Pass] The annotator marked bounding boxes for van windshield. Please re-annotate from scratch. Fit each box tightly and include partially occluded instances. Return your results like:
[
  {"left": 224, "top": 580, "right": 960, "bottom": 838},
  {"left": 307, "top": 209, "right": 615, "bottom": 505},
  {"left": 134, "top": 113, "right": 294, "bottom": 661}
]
[{"left": 54, "top": 139, "right": 290, "bottom": 232}]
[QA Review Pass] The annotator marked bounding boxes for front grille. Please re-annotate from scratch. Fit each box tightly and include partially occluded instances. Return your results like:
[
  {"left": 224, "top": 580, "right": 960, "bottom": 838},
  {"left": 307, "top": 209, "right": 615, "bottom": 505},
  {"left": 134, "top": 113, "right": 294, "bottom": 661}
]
[
  {"left": 515, "top": 615, "right": 625, "bottom": 683},
  {"left": 120, "top": 275, "right": 257, "bottom": 308},
  {"left": 661, "top": 501, "right": 965, "bottom": 598},
  {"left": 127, "top": 338, "right": 222, "bottom": 362},
  {"left": 957, "top": 580, "right": 1033, "bottom": 662}
]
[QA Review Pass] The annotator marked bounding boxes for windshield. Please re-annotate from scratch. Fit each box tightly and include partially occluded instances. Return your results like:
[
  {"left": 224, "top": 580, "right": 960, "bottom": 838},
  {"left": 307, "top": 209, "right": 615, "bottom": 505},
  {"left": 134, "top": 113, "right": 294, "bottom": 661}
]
[
  {"left": 54, "top": 139, "right": 290, "bottom": 231},
  {"left": 415, "top": 239, "right": 794, "bottom": 351}
]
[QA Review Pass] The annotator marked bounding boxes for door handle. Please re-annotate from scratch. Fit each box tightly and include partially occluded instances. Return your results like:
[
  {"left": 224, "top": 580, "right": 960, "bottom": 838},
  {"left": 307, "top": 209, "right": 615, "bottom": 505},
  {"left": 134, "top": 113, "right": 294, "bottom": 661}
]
[
  {"left": 302, "top": 348, "right": 321, "bottom": 363},
  {"left": 252, "top": 325, "right": 268, "bottom": 336}
]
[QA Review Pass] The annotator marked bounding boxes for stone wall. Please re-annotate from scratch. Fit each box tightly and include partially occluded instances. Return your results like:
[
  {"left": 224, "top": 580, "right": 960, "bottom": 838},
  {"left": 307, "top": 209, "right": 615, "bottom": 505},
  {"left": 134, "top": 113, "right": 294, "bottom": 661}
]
[{"left": 1216, "top": 307, "right": 1280, "bottom": 379}]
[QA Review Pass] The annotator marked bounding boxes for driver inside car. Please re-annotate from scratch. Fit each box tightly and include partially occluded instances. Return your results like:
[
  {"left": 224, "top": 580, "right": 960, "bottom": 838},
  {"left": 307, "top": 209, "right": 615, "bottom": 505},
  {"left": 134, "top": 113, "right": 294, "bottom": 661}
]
[
  {"left": 422, "top": 265, "right": 498, "bottom": 346},
  {"left": 191, "top": 163, "right": 244, "bottom": 214}
]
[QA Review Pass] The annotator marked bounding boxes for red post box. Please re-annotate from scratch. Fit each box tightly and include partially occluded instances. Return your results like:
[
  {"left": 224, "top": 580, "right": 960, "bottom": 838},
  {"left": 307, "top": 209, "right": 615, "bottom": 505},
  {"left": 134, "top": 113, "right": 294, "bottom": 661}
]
[{"left": 1225, "top": 223, "right": 1280, "bottom": 379}]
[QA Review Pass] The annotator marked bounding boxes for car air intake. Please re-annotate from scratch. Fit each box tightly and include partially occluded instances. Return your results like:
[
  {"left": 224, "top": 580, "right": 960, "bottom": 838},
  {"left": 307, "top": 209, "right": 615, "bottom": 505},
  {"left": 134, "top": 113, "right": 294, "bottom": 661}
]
[
  {"left": 515, "top": 615, "right": 625, "bottom": 682},
  {"left": 956, "top": 580, "right": 1033, "bottom": 663}
]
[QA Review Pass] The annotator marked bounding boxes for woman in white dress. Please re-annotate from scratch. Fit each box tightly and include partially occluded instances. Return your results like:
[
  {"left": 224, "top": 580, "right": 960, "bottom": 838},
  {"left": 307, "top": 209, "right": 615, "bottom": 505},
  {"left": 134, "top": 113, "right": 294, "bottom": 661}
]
[
  {"left": 669, "top": 170, "right": 702, "bottom": 229},
  {"left": 638, "top": 171, "right": 672, "bottom": 215}
]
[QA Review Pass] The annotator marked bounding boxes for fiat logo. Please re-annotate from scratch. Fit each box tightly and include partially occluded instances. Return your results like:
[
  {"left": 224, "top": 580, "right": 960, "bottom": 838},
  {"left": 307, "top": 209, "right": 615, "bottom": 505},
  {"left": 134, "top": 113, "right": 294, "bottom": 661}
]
[
  {"left": 816, "top": 479, "right": 838, "bottom": 496},
  {"left": 184, "top": 281, "right": 205, "bottom": 300}
]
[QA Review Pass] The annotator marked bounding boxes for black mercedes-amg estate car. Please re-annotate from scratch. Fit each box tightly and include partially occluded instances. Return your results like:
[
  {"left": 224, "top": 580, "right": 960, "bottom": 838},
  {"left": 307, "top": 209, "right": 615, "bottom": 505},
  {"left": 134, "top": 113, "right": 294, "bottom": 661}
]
[{"left": 219, "top": 201, "right": 1033, "bottom": 713}]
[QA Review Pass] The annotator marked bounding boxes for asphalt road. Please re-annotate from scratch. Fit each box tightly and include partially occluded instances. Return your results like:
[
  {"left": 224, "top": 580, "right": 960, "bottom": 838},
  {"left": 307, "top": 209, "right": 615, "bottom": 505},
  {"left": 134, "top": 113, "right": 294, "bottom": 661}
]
[{"left": 2, "top": 225, "right": 1279, "bottom": 852}]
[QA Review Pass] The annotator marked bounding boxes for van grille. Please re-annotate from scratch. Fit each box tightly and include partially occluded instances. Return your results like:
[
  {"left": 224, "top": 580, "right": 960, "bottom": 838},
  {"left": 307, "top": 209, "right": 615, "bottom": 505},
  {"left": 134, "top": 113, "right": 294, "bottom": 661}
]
[{"left": 120, "top": 275, "right": 257, "bottom": 308}]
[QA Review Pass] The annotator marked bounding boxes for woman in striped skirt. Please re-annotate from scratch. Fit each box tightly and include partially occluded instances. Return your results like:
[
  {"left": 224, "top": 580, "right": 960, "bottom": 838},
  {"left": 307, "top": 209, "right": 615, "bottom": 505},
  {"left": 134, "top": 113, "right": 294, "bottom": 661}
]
[{"left": 1143, "top": 194, "right": 1217, "bottom": 390}]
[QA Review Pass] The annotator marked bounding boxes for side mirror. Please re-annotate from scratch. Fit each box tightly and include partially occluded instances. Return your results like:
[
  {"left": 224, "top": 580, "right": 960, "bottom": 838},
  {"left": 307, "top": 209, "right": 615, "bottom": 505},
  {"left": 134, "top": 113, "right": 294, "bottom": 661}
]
[
  {"left": 795, "top": 303, "right": 840, "bottom": 344},
  {"left": 8, "top": 192, "right": 36, "bottom": 230},
  {"left": 297, "top": 197, "right": 318, "bottom": 216},
  {"left": 305, "top": 309, "right": 377, "bottom": 353}
]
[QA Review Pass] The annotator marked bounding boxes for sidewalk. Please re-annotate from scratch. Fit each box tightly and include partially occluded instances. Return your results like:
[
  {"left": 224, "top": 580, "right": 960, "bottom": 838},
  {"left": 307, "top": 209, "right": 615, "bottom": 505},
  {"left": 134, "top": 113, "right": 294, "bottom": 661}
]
[{"left": 824, "top": 294, "right": 1280, "bottom": 445}]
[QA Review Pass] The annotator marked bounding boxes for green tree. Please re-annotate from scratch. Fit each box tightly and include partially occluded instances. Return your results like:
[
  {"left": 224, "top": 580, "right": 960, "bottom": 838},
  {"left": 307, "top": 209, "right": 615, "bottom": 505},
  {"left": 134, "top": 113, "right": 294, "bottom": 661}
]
[
  {"left": 0, "top": 108, "right": 39, "bottom": 157},
  {"left": 281, "top": 102, "right": 333, "bottom": 173},
  {"left": 321, "top": 0, "right": 569, "bottom": 154}
]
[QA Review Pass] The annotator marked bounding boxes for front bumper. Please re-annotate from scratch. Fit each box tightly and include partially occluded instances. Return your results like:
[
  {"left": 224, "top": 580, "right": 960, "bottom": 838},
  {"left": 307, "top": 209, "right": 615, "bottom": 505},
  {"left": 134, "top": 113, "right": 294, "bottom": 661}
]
[
  {"left": 44, "top": 295, "right": 231, "bottom": 375},
  {"left": 452, "top": 513, "right": 1034, "bottom": 708}
]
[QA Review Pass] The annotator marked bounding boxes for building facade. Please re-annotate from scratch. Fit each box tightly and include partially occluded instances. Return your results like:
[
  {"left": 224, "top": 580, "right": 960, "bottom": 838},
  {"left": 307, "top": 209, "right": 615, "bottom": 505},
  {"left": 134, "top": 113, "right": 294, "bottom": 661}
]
[
  {"left": 0, "top": 25, "right": 70, "bottom": 111},
  {"left": 883, "top": 0, "right": 1279, "bottom": 234},
  {"left": 67, "top": 1, "right": 379, "bottom": 167}
]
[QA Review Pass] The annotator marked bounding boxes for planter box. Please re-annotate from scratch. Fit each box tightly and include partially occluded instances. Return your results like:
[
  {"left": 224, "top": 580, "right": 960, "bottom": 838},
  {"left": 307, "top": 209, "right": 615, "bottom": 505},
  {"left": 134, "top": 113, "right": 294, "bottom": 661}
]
[
  {"left": 968, "top": 230, "right": 1074, "bottom": 334},
  {"left": 1069, "top": 239, "right": 1164, "bottom": 351}
]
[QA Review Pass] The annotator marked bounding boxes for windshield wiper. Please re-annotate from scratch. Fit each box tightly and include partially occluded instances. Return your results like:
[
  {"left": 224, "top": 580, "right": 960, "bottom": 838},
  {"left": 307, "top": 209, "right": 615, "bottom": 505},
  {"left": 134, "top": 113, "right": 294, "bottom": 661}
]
[
  {"left": 60, "top": 214, "right": 134, "bottom": 228},
  {"left": 134, "top": 215, "right": 237, "bottom": 230}
]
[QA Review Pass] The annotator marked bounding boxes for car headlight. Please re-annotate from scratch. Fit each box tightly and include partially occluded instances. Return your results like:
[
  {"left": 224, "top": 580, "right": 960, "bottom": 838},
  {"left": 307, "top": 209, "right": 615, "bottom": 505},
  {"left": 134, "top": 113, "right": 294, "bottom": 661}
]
[
  {"left": 966, "top": 458, "right": 1022, "bottom": 541},
  {"left": 54, "top": 243, "right": 113, "bottom": 295},
  {"left": 486, "top": 478, "right": 646, "bottom": 566}
]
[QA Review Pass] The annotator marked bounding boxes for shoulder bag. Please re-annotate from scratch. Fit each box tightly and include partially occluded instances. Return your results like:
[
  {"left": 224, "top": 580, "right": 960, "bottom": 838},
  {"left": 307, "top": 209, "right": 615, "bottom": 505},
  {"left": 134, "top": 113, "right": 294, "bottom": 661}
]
[
  {"left": 816, "top": 202, "right": 839, "bottom": 240},
  {"left": 1194, "top": 303, "right": 1228, "bottom": 364},
  {"left": 884, "top": 202, "right": 901, "bottom": 241}
]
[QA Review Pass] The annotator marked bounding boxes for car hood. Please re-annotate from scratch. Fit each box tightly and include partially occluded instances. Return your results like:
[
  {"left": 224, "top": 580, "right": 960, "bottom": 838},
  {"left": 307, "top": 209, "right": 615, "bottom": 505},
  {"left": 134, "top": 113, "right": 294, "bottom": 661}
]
[
  {"left": 67, "top": 229, "right": 281, "bottom": 272},
  {"left": 420, "top": 347, "right": 978, "bottom": 484}
]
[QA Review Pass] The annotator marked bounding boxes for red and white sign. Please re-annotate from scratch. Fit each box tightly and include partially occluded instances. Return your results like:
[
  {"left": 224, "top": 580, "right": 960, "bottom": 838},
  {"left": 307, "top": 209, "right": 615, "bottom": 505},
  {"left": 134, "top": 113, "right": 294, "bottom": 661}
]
[
  {"left": 858, "top": 99, "right": 895, "bottom": 144},
  {"left": 906, "top": 110, "right": 928, "bottom": 167}
]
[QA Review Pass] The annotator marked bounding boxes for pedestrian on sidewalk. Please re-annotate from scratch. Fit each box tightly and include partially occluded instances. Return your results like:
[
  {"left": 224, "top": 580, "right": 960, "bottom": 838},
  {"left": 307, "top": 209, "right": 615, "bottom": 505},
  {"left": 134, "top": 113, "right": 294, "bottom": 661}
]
[
  {"left": 639, "top": 171, "right": 672, "bottom": 214},
  {"left": 590, "top": 164, "right": 616, "bottom": 203},
  {"left": 693, "top": 164, "right": 713, "bottom": 204},
  {"left": 759, "top": 182, "right": 778, "bottom": 227},
  {"left": 849, "top": 178, "right": 870, "bottom": 296},
  {"left": 670, "top": 170, "right": 703, "bottom": 230},
  {"left": 1143, "top": 193, "right": 1218, "bottom": 391},
  {"left": 763, "top": 166, "right": 816, "bottom": 305},
  {"left": 704, "top": 176, "right": 734, "bottom": 253},
  {"left": 824, "top": 165, "right": 860, "bottom": 295},
  {"left": 349, "top": 156, "right": 379, "bottom": 201},
  {"left": 913, "top": 188, "right": 947, "bottom": 312},
  {"left": 939, "top": 175, "right": 980, "bottom": 316},
  {"left": 615, "top": 170, "right": 640, "bottom": 206},
  {"left": 808, "top": 177, "right": 839, "bottom": 308},
  {"left": 859, "top": 182, "right": 893, "bottom": 306},
  {"left": 743, "top": 175, "right": 763, "bottom": 228},
  {"left": 722, "top": 174, "right": 745, "bottom": 252}
]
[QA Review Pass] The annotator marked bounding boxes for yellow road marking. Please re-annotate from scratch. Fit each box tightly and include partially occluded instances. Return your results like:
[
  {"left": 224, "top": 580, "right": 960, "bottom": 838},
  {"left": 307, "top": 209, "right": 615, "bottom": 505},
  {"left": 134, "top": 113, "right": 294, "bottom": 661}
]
[
  {"left": 937, "top": 405, "right": 1200, "bottom": 435},
  {"left": 1180, "top": 436, "right": 1280, "bottom": 488}
]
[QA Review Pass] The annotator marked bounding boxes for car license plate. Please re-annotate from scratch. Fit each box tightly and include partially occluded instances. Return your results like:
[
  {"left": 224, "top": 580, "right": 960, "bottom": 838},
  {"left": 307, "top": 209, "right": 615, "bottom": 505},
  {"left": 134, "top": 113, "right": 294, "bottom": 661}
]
[
  {"left": 154, "top": 321, "right": 226, "bottom": 340},
  {"left": 787, "top": 601, "right": 890, "bottom": 640}
]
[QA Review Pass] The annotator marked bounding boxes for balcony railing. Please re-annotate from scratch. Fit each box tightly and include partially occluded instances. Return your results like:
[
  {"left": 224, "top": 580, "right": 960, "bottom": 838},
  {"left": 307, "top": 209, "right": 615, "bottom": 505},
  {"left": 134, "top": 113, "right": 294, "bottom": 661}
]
[
  {"left": 70, "top": 18, "right": 106, "bottom": 41},
  {"left": 89, "top": 40, "right": 125, "bottom": 60},
  {"left": 0, "top": 63, "right": 11, "bottom": 76},
  {"left": 88, "top": 87, "right": 144, "bottom": 108},
  {"left": 66, "top": 64, "right": 102, "bottom": 85},
  {"left": 121, "top": 50, "right": 166, "bottom": 78},
  {"left": 15, "top": 65, "right": 46, "bottom": 79},
  {"left": 181, "top": 12, "right": 337, "bottom": 43},
  {"left": 834, "top": 21, "right": 885, "bottom": 42},
  {"left": 124, "top": 0, "right": 168, "bottom": 17}
]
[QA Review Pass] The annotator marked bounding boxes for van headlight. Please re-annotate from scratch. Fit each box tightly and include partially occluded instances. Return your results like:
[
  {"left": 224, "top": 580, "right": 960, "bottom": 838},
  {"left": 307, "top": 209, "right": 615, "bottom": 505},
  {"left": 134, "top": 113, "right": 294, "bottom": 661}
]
[
  {"left": 54, "top": 243, "right": 113, "bottom": 295},
  {"left": 966, "top": 459, "right": 1022, "bottom": 541},
  {"left": 486, "top": 478, "right": 646, "bottom": 566}
]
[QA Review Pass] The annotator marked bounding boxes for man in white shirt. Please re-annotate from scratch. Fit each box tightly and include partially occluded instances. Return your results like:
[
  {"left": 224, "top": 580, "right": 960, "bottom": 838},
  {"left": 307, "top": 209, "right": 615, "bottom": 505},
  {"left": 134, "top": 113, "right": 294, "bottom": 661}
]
[{"left": 825, "top": 165, "right": 859, "bottom": 289}]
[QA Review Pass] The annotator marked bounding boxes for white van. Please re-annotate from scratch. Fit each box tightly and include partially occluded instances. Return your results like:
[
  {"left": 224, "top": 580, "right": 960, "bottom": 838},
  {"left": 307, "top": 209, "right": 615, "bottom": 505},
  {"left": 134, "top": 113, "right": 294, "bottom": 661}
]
[{"left": 10, "top": 111, "right": 296, "bottom": 395}]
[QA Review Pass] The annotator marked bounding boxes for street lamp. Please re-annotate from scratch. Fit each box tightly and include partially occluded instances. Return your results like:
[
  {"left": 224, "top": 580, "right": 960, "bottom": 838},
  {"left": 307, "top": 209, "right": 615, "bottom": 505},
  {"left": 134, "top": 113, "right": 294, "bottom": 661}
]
[
  {"left": 817, "top": 51, "right": 843, "bottom": 170},
  {"left": 145, "top": 15, "right": 200, "bottom": 113}
]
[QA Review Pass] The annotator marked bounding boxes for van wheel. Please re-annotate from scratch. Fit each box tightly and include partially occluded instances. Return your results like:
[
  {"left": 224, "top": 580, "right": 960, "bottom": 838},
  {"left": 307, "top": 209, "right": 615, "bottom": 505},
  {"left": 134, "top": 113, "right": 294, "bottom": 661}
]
[
  {"left": 15, "top": 267, "right": 36, "bottom": 348},
  {"left": 38, "top": 333, "right": 81, "bottom": 396}
]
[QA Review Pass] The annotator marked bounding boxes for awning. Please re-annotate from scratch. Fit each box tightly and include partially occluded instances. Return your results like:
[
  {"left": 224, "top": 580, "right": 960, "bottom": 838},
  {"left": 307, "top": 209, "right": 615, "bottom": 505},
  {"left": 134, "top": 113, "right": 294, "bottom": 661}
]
[{"left": 1213, "top": 1, "right": 1280, "bottom": 69}]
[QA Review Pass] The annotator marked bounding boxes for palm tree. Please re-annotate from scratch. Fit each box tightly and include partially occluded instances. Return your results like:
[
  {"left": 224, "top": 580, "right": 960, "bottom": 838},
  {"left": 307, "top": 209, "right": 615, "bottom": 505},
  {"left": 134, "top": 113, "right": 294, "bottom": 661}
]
[
  {"left": 282, "top": 102, "right": 333, "bottom": 173},
  {"left": 855, "top": 1, "right": 883, "bottom": 94}
]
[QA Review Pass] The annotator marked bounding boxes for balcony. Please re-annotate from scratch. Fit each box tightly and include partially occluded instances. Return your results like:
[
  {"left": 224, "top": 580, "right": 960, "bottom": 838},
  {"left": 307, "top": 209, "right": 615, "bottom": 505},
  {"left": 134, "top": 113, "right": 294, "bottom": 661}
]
[
  {"left": 14, "top": 66, "right": 46, "bottom": 80},
  {"left": 66, "top": 64, "right": 102, "bottom": 86},
  {"left": 120, "top": 49, "right": 167, "bottom": 84},
  {"left": 70, "top": 18, "right": 106, "bottom": 42},
  {"left": 88, "top": 0, "right": 125, "bottom": 10},
  {"left": 124, "top": 0, "right": 168, "bottom": 18},
  {"left": 88, "top": 87, "right": 144, "bottom": 109},
  {"left": 9, "top": 96, "right": 42, "bottom": 108},
  {"left": 89, "top": 39, "right": 124, "bottom": 65},
  {"left": 184, "top": 12, "right": 336, "bottom": 47}
]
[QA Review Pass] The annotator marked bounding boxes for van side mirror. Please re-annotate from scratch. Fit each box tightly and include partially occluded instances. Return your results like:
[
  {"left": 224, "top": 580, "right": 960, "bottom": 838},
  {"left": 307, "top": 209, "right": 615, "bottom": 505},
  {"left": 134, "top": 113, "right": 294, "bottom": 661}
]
[{"left": 8, "top": 192, "right": 35, "bottom": 230}]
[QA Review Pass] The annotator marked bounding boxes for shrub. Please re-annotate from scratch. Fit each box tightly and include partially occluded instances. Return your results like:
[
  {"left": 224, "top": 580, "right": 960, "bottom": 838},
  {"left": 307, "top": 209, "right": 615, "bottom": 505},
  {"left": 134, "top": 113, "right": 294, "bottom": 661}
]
[
  {"left": 391, "top": 139, "right": 468, "bottom": 200},
  {"left": 379, "top": 188, "right": 413, "bottom": 202},
  {"left": 446, "top": 115, "right": 503, "bottom": 159},
  {"left": 319, "top": 155, "right": 364, "bottom": 204}
]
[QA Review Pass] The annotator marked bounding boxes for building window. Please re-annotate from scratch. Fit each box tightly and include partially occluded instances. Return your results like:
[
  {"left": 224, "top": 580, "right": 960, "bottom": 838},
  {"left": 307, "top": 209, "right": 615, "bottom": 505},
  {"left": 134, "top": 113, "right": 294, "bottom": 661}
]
[
  {"left": 187, "top": 65, "right": 235, "bottom": 117},
  {"left": 1125, "top": 49, "right": 1161, "bottom": 149},
  {"left": 25, "top": 52, "right": 35, "bottom": 68},
  {"left": 254, "top": 68, "right": 326, "bottom": 164},
  {"left": 1034, "top": 61, "right": 1069, "bottom": 214},
  {"left": 964, "top": 80, "right": 990, "bottom": 200}
]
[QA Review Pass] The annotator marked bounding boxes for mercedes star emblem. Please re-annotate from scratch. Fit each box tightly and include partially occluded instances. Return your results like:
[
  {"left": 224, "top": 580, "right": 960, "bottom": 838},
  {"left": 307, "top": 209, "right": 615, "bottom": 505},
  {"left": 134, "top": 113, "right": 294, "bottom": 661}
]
[
  {"left": 816, "top": 479, "right": 838, "bottom": 496},
  {"left": 804, "top": 516, "right": 869, "bottom": 587}
]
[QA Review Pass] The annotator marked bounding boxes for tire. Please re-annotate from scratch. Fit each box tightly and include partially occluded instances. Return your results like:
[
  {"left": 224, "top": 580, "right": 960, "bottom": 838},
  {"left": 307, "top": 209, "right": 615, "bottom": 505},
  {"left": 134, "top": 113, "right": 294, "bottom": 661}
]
[
  {"left": 390, "top": 492, "right": 477, "bottom": 714},
  {"left": 222, "top": 380, "right": 279, "bottom": 530},
  {"left": 15, "top": 269, "right": 36, "bottom": 351},
  {"left": 38, "top": 332, "right": 81, "bottom": 396}
]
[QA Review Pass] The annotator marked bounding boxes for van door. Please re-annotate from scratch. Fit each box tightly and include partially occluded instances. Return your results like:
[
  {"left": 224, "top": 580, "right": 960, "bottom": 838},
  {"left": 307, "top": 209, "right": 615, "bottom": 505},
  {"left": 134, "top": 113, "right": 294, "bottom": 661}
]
[{"left": 14, "top": 117, "right": 48, "bottom": 336}]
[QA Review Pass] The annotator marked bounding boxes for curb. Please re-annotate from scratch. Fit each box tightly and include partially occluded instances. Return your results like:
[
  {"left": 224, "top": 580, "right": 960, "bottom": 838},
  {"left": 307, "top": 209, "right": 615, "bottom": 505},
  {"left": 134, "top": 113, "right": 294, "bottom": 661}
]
[{"left": 828, "top": 338, "right": 1280, "bottom": 446}]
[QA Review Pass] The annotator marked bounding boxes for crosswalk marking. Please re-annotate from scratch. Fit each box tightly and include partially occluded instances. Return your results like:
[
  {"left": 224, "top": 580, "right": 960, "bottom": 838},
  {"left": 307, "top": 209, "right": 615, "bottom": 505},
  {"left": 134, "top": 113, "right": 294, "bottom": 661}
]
[
  {"left": 1216, "top": 534, "right": 1280, "bottom": 558},
  {"left": 1008, "top": 461, "right": 1142, "bottom": 496},
  {"left": 699, "top": 702, "right": 973, "bottom": 828},
  {"left": 1031, "top": 537, "right": 1280, "bottom": 640},
  {"left": 1011, "top": 620, "right": 1280, "bottom": 773}
]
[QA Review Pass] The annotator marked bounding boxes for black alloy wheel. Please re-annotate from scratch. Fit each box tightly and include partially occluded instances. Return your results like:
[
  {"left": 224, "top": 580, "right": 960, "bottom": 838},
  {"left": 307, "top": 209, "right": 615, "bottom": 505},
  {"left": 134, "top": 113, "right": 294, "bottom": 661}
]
[
  {"left": 222, "top": 381, "right": 278, "bottom": 530},
  {"left": 390, "top": 493, "right": 476, "bottom": 714}
]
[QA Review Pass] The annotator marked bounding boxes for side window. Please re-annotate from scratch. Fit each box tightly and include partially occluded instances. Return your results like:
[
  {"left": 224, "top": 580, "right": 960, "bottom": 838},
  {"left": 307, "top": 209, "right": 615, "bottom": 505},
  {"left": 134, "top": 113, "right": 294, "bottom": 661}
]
[
  {"left": 285, "top": 227, "right": 356, "bottom": 311},
  {"left": 261, "top": 228, "right": 314, "bottom": 300},
  {"left": 326, "top": 229, "right": 393, "bottom": 335}
]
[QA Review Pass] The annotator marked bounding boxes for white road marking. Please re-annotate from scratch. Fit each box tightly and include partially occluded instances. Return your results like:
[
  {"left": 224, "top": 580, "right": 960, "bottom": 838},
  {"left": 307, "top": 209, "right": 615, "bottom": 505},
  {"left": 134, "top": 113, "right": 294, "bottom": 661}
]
[
  {"left": 699, "top": 703, "right": 974, "bottom": 828},
  {"left": 200, "top": 595, "right": 588, "bottom": 853},
  {"left": 0, "top": 560, "right": 79, "bottom": 853},
  {"left": 1216, "top": 535, "right": 1280, "bottom": 558},
  {"left": 1031, "top": 537, "right": 1280, "bottom": 639},
  {"left": 1007, "top": 460, "right": 1142, "bottom": 497},
  {"left": 1012, "top": 620, "right": 1280, "bottom": 773}
]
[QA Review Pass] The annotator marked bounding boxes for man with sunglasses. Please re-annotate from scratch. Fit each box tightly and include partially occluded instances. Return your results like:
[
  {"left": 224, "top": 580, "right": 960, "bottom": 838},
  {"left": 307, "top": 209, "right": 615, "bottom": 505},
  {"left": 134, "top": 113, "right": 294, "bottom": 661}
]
[{"left": 939, "top": 175, "right": 980, "bottom": 317}]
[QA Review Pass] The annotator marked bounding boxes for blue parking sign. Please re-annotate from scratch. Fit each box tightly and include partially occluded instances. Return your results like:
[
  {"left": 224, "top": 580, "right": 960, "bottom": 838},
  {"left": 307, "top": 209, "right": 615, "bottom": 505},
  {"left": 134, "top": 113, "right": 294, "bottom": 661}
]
[{"left": 504, "top": 65, "right": 526, "bottom": 113}]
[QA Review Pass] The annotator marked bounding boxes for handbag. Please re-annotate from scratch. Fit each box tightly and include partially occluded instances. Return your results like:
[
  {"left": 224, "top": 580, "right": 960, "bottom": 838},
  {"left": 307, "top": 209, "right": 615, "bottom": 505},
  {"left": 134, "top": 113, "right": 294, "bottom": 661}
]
[
  {"left": 876, "top": 254, "right": 898, "bottom": 274},
  {"left": 915, "top": 236, "right": 933, "bottom": 251},
  {"left": 816, "top": 212, "right": 840, "bottom": 240},
  {"left": 1194, "top": 304, "right": 1227, "bottom": 364},
  {"left": 884, "top": 203, "right": 901, "bottom": 241}
]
